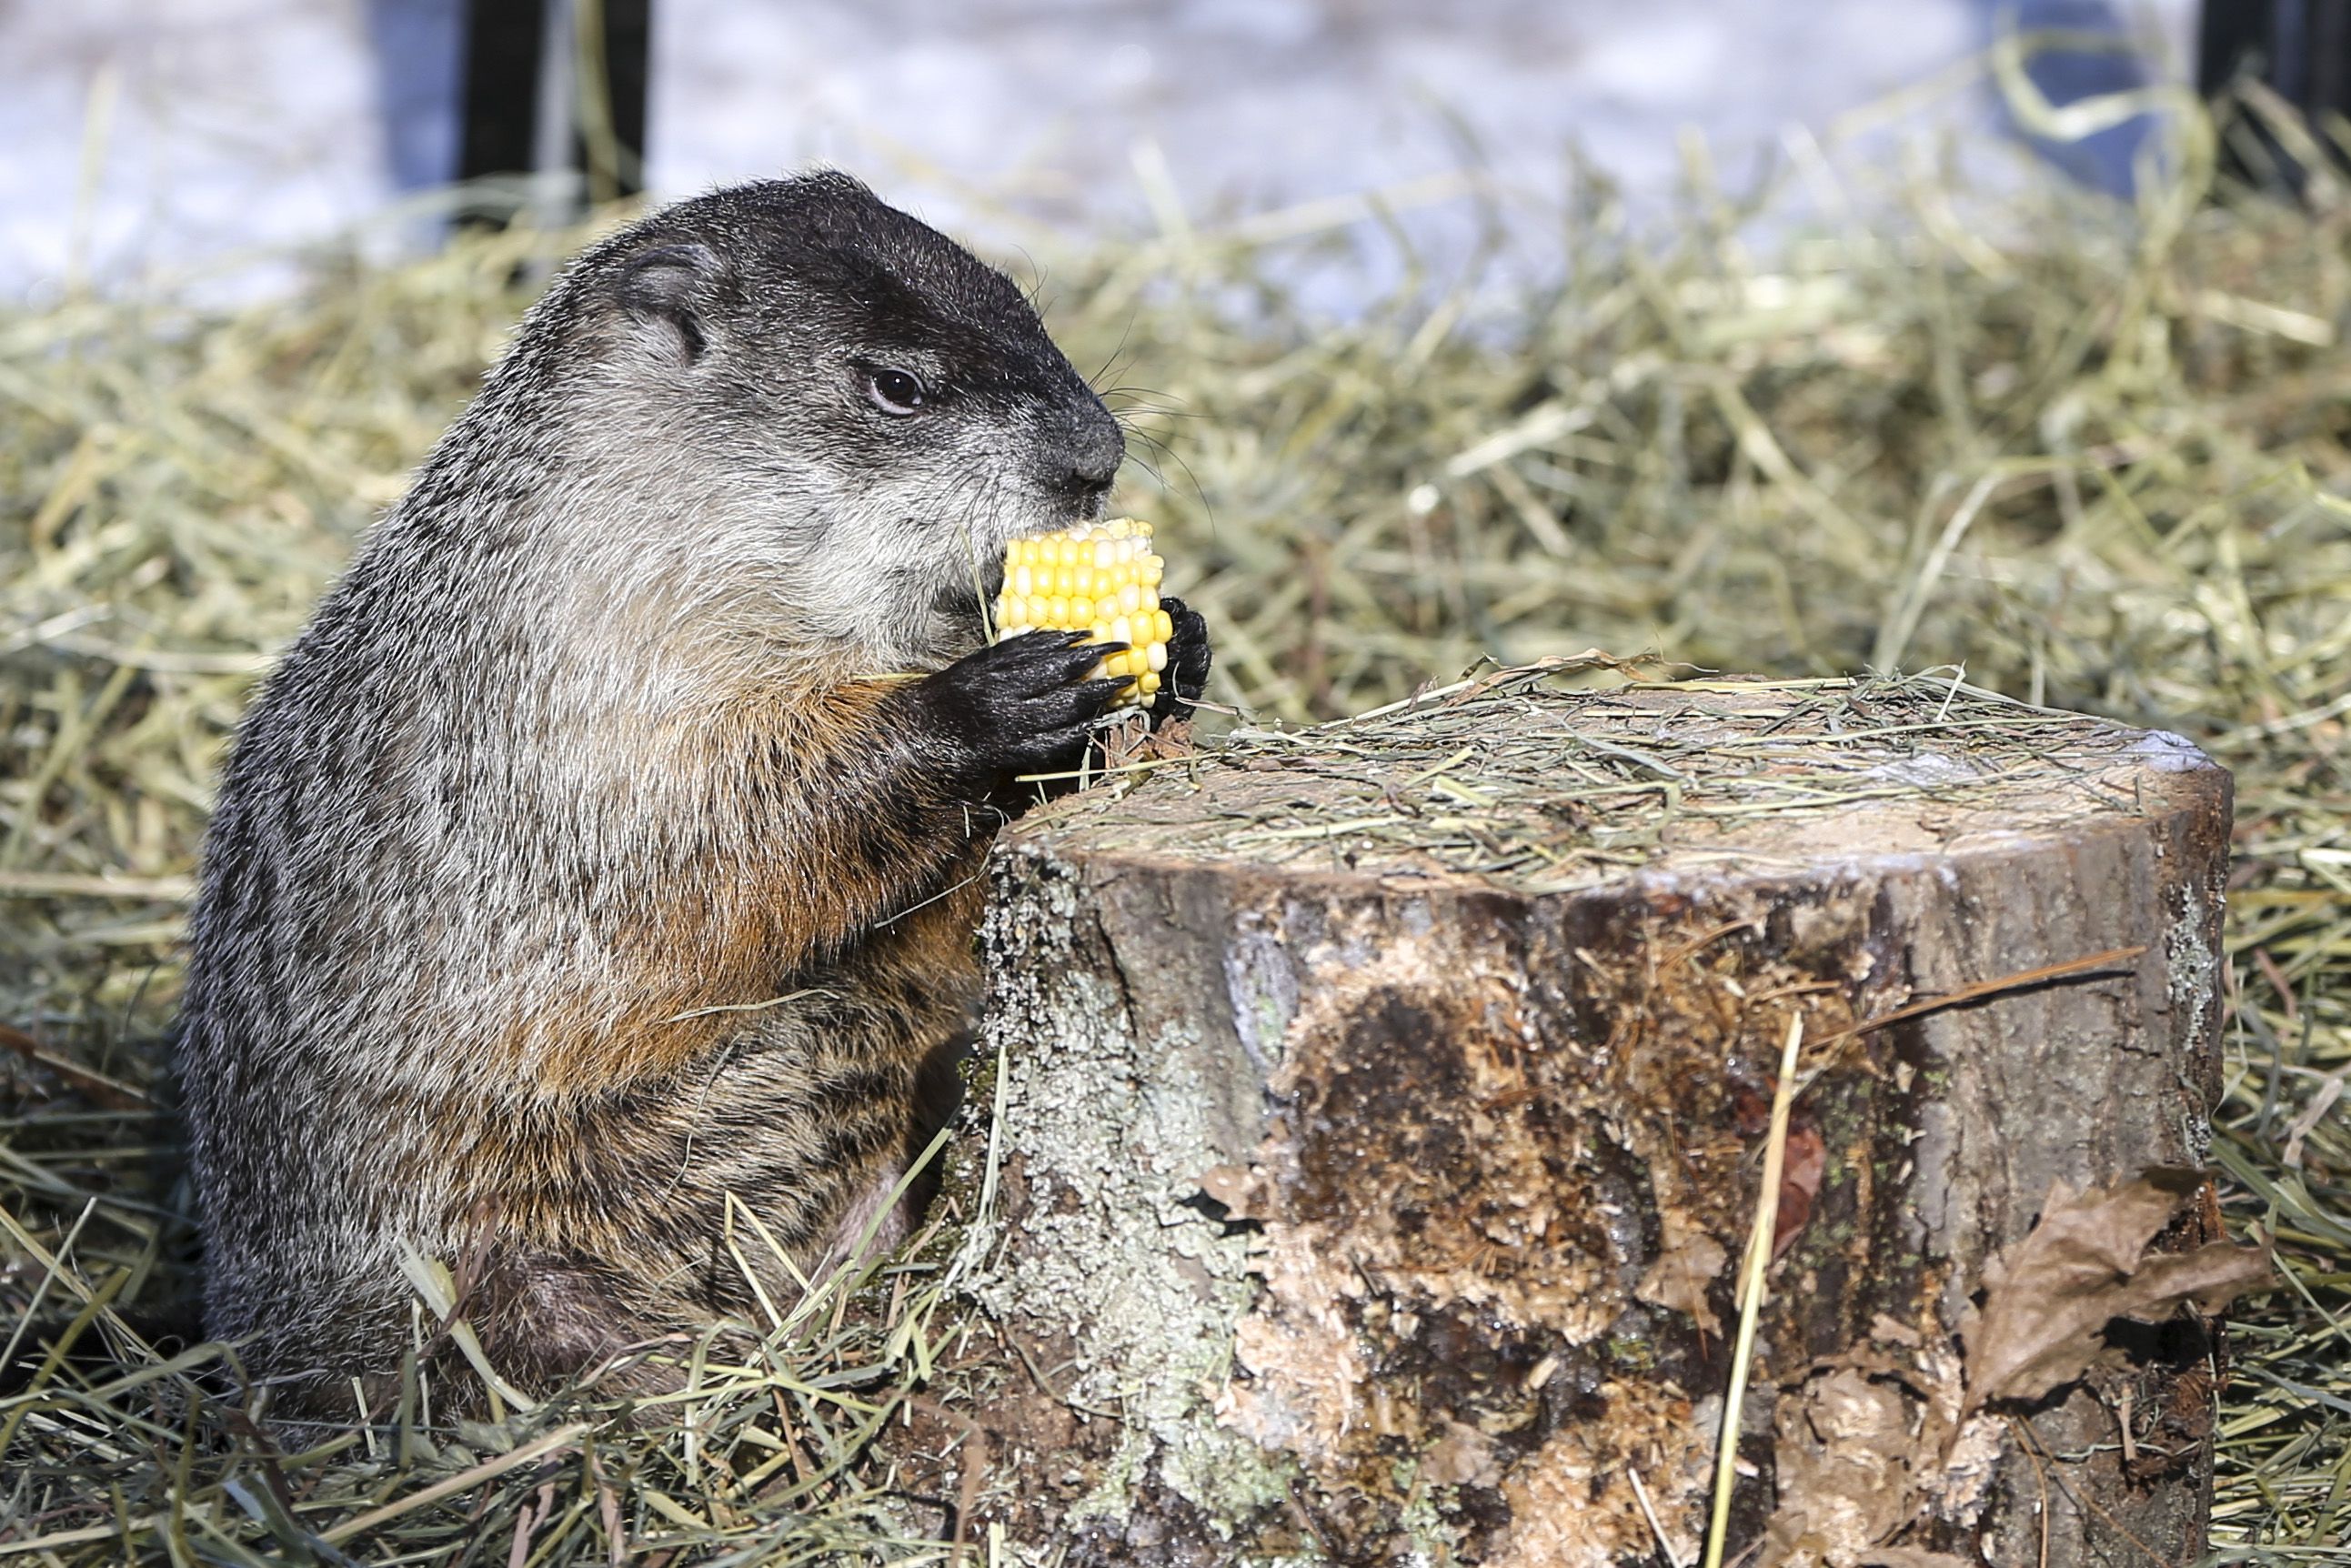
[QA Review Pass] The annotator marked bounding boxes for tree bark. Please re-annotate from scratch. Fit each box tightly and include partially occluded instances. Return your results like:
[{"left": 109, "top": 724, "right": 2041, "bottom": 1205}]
[{"left": 911, "top": 673, "right": 2234, "bottom": 1567}]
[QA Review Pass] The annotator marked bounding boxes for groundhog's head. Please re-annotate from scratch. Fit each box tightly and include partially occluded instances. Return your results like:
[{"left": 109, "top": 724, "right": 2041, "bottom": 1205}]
[{"left": 527, "top": 172, "right": 1124, "bottom": 669}]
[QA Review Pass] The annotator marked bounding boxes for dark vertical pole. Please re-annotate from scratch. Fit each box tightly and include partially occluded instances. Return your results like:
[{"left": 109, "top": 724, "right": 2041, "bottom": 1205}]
[
  {"left": 594, "top": 0, "right": 652, "bottom": 200},
  {"left": 458, "top": 0, "right": 550, "bottom": 191},
  {"left": 2197, "top": 2, "right": 2275, "bottom": 99},
  {"left": 458, "top": 0, "right": 651, "bottom": 223},
  {"left": 2199, "top": 0, "right": 2351, "bottom": 192},
  {"left": 2315, "top": 0, "right": 2351, "bottom": 123}
]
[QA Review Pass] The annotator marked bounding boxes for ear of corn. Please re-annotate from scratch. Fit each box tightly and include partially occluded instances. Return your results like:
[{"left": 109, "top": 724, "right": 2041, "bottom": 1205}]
[{"left": 994, "top": 518, "right": 1171, "bottom": 709}]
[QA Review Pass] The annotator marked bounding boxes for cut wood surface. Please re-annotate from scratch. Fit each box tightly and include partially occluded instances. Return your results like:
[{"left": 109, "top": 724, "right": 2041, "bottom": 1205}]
[{"left": 907, "top": 669, "right": 2246, "bottom": 1566}]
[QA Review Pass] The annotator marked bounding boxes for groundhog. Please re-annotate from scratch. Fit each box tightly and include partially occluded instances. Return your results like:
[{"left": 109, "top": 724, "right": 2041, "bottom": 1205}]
[{"left": 174, "top": 172, "right": 1211, "bottom": 1422}]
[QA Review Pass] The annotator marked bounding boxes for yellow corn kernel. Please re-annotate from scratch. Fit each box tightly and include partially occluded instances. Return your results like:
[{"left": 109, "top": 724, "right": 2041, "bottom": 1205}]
[{"left": 994, "top": 518, "right": 1173, "bottom": 709}]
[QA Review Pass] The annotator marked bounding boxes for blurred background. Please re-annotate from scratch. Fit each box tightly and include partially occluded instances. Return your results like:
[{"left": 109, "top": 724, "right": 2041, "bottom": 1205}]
[{"left": 0, "top": 0, "right": 2266, "bottom": 307}]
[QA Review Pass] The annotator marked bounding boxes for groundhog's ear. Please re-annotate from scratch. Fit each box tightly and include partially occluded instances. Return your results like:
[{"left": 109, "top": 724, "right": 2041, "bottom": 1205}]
[{"left": 609, "top": 243, "right": 721, "bottom": 362}]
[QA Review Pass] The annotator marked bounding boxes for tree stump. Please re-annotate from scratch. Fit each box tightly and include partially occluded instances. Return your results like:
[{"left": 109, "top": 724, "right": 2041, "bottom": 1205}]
[{"left": 923, "top": 670, "right": 2244, "bottom": 1566}]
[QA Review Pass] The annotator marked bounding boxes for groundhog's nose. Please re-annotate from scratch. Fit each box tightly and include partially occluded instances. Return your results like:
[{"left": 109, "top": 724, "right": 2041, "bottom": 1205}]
[{"left": 1045, "top": 404, "right": 1125, "bottom": 508}]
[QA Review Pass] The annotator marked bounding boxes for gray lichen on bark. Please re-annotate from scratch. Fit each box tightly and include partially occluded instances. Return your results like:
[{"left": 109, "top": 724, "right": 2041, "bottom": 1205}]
[{"left": 964, "top": 855, "right": 1295, "bottom": 1532}]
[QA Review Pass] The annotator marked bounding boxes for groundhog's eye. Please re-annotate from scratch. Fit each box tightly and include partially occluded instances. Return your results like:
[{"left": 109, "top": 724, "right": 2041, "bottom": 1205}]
[{"left": 864, "top": 367, "right": 929, "bottom": 416}]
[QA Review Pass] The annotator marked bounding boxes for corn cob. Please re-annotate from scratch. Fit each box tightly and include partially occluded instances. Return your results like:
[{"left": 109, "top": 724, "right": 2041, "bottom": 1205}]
[{"left": 993, "top": 518, "right": 1172, "bottom": 709}]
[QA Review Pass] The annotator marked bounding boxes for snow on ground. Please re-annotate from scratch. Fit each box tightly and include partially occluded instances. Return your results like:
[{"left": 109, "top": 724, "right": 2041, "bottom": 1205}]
[{"left": 0, "top": 0, "right": 2199, "bottom": 307}]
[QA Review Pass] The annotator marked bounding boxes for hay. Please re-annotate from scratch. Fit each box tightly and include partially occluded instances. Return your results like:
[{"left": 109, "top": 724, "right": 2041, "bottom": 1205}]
[
  {"left": 4, "top": 81, "right": 2347, "bottom": 1557},
  {"left": 1060, "top": 663, "right": 2203, "bottom": 892}
]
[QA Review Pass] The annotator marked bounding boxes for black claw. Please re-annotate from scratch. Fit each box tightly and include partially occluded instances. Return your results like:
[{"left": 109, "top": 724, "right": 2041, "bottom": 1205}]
[
  {"left": 963, "top": 629, "right": 1120, "bottom": 699},
  {"left": 917, "top": 632, "right": 1138, "bottom": 809},
  {"left": 1150, "top": 597, "right": 1212, "bottom": 728}
]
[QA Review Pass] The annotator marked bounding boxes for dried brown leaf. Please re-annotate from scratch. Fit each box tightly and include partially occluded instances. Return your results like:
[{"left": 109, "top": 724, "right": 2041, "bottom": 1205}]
[
  {"left": 1773, "top": 1124, "right": 1828, "bottom": 1261},
  {"left": 1757, "top": 1366, "right": 1920, "bottom": 1566},
  {"left": 1635, "top": 1210, "right": 1728, "bottom": 1334},
  {"left": 1958, "top": 1173, "right": 2274, "bottom": 1415},
  {"left": 1422, "top": 1419, "right": 1504, "bottom": 1488}
]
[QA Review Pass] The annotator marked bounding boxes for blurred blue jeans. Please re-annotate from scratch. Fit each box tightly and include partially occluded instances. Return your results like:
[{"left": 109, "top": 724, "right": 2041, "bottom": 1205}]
[
  {"left": 1977, "top": 0, "right": 2168, "bottom": 195},
  {"left": 365, "top": 0, "right": 466, "bottom": 192}
]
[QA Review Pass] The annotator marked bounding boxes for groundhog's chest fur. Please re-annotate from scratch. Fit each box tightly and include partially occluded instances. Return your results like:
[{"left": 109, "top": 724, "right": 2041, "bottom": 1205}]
[{"left": 177, "top": 625, "right": 998, "bottom": 1413}]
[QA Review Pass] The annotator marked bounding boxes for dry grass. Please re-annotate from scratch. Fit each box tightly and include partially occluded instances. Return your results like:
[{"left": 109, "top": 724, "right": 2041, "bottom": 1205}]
[
  {"left": 3, "top": 78, "right": 2347, "bottom": 1561},
  {"left": 1067, "top": 662, "right": 2210, "bottom": 891}
]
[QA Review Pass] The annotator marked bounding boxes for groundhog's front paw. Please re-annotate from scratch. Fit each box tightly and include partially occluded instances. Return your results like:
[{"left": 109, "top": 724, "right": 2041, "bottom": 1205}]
[
  {"left": 918, "top": 629, "right": 1130, "bottom": 799},
  {"left": 1150, "top": 598, "right": 1211, "bottom": 728}
]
